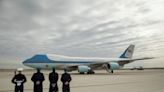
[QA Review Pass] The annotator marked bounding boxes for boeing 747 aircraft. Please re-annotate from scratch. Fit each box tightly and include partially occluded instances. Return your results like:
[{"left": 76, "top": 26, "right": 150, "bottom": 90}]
[{"left": 23, "top": 45, "right": 153, "bottom": 74}]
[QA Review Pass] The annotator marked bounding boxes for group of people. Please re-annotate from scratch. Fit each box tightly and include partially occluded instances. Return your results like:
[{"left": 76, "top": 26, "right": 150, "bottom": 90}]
[{"left": 12, "top": 68, "right": 72, "bottom": 92}]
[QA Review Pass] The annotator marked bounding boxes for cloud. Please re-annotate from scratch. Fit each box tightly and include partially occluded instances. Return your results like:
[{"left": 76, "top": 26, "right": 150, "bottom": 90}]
[{"left": 0, "top": 0, "right": 164, "bottom": 68}]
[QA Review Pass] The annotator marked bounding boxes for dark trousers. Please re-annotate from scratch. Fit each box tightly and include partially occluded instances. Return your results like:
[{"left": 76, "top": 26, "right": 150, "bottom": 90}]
[
  {"left": 15, "top": 86, "right": 23, "bottom": 92},
  {"left": 62, "top": 85, "right": 70, "bottom": 92},
  {"left": 49, "top": 83, "right": 58, "bottom": 92},
  {"left": 34, "top": 85, "right": 43, "bottom": 92}
]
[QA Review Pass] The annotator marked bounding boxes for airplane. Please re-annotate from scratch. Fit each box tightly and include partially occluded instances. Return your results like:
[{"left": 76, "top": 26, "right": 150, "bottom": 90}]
[{"left": 23, "top": 45, "right": 153, "bottom": 74}]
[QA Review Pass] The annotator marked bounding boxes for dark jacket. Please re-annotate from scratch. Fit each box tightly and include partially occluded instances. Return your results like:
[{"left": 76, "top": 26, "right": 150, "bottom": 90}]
[
  {"left": 49, "top": 72, "right": 59, "bottom": 92},
  {"left": 31, "top": 72, "right": 45, "bottom": 92},
  {"left": 12, "top": 73, "right": 27, "bottom": 86},
  {"left": 12, "top": 73, "right": 26, "bottom": 92},
  {"left": 61, "top": 73, "right": 72, "bottom": 83},
  {"left": 61, "top": 73, "right": 72, "bottom": 92}
]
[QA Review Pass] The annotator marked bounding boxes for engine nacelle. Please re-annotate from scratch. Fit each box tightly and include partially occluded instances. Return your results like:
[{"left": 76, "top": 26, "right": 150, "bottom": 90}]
[
  {"left": 78, "top": 66, "right": 90, "bottom": 73},
  {"left": 107, "top": 62, "right": 120, "bottom": 70}
]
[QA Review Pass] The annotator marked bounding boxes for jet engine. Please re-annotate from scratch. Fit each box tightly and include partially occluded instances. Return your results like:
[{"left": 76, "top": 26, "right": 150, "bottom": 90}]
[
  {"left": 105, "top": 62, "right": 120, "bottom": 73},
  {"left": 107, "top": 62, "right": 120, "bottom": 70},
  {"left": 78, "top": 66, "right": 93, "bottom": 74}
]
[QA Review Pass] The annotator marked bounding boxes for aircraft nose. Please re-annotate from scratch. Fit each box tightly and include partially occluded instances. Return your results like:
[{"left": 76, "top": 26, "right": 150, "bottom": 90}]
[{"left": 22, "top": 59, "right": 29, "bottom": 65}]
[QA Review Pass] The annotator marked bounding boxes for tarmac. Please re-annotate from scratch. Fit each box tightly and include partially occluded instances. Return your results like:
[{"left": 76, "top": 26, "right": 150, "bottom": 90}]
[{"left": 0, "top": 69, "right": 164, "bottom": 92}]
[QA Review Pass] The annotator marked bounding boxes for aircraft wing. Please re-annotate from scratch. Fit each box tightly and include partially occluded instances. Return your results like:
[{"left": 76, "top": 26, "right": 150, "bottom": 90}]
[
  {"left": 66, "top": 65, "right": 78, "bottom": 71},
  {"left": 66, "top": 57, "right": 154, "bottom": 71},
  {"left": 130, "top": 57, "right": 154, "bottom": 61},
  {"left": 66, "top": 62, "right": 107, "bottom": 71},
  {"left": 87, "top": 57, "right": 154, "bottom": 69}
]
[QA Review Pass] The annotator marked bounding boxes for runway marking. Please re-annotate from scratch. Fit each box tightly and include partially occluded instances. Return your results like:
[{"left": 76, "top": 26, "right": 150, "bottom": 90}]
[{"left": 71, "top": 81, "right": 139, "bottom": 88}]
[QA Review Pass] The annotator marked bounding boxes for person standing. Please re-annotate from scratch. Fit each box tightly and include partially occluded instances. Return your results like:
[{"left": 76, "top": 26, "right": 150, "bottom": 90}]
[
  {"left": 49, "top": 68, "right": 59, "bottom": 92},
  {"left": 31, "top": 69, "right": 45, "bottom": 92},
  {"left": 12, "top": 68, "right": 27, "bottom": 92},
  {"left": 61, "top": 69, "right": 72, "bottom": 92}
]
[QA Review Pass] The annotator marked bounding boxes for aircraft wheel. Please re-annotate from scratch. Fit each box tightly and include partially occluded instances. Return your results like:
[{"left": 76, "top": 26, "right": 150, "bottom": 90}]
[
  {"left": 79, "top": 72, "right": 85, "bottom": 74},
  {"left": 87, "top": 70, "right": 95, "bottom": 74},
  {"left": 111, "top": 70, "right": 114, "bottom": 73}
]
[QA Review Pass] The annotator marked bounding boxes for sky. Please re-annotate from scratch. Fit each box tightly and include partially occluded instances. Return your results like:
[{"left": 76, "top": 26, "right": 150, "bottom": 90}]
[{"left": 0, "top": 0, "right": 164, "bottom": 69}]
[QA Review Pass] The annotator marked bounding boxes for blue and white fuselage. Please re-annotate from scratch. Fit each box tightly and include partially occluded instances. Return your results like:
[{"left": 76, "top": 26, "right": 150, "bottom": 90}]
[{"left": 23, "top": 45, "right": 153, "bottom": 73}]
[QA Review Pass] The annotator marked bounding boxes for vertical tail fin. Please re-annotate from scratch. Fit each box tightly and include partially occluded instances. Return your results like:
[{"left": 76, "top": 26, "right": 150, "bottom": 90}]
[{"left": 119, "top": 45, "right": 135, "bottom": 58}]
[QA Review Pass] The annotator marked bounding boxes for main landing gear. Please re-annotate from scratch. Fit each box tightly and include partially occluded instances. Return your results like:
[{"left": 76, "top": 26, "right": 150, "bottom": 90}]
[
  {"left": 87, "top": 69, "right": 95, "bottom": 74},
  {"left": 79, "top": 69, "right": 95, "bottom": 74},
  {"left": 111, "top": 70, "right": 114, "bottom": 73}
]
